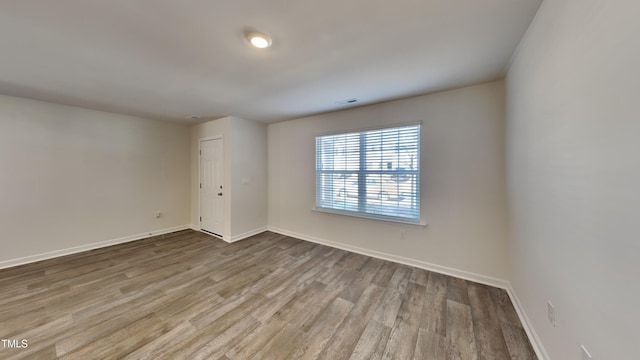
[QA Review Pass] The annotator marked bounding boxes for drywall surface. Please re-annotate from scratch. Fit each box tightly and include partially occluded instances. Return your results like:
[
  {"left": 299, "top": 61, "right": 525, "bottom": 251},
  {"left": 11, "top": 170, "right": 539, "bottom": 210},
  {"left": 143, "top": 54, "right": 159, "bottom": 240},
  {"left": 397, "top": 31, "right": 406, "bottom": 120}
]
[
  {"left": 268, "top": 81, "right": 509, "bottom": 280},
  {"left": 0, "top": 95, "right": 190, "bottom": 263},
  {"left": 506, "top": 0, "right": 640, "bottom": 358},
  {"left": 230, "top": 117, "right": 268, "bottom": 238},
  {"left": 190, "top": 116, "right": 268, "bottom": 240}
]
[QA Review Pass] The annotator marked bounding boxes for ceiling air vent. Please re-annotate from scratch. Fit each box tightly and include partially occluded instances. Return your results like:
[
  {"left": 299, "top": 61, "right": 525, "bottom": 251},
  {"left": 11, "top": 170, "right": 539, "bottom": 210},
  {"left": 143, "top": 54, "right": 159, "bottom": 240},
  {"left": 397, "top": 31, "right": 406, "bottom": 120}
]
[{"left": 335, "top": 98, "right": 358, "bottom": 106}]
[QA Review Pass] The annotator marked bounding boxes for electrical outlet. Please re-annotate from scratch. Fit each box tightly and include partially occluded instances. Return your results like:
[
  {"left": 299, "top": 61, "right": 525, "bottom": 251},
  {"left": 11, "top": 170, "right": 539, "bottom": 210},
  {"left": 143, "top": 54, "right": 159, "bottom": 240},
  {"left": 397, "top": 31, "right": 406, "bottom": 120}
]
[
  {"left": 547, "top": 301, "right": 556, "bottom": 327},
  {"left": 581, "top": 345, "right": 592, "bottom": 360},
  {"left": 399, "top": 230, "right": 406, "bottom": 240}
]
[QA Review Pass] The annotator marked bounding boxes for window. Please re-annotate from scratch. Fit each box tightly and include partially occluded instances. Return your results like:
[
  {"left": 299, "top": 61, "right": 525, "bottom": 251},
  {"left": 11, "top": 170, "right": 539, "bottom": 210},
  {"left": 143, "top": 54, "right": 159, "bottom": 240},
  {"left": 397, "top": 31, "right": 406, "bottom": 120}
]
[{"left": 315, "top": 124, "right": 420, "bottom": 223}]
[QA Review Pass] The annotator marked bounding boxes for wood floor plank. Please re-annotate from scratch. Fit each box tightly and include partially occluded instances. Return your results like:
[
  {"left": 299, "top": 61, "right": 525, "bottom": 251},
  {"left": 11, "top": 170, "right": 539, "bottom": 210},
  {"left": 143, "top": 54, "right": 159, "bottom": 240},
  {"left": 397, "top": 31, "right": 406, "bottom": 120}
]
[
  {"left": 121, "top": 320, "right": 198, "bottom": 360},
  {"left": 156, "top": 282, "right": 226, "bottom": 325},
  {"left": 446, "top": 300, "right": 479, "bottom": 360},
  {"left": 413, "top": 328, "right": 447, "bottom": 360},
  {"left": 500, "top": 322, "right": 537, "bottom": 360},
  {"left": 57, "top": 287, "right": 190, "bottom": 354},
  {"left": 259, "top": 257, "right": 326, "bottom": 299},
  {"left": 71, "top": 288, "right": 166, "bottom": 323},
  {"left": 447, "top": 276, "right": 470, "bottom": 305},
  {"left": 315, "top": 262, "right": 346, "bottom": 284},
  {"left": 155, "top": 311, "right": 256, "bottom": 360},
  {"left": 270, "top": 280, "right": 327, "bottom": 324},
  {"left": 224, "top": 318, "right": 289, "bottom": 359},
  {"left": 248, "top": 323, "right": 304, "bottom": 360},
  {"left": 349, "top": 320, "right": 392, "bottom": 360},
  {"left": 189, "top": 291, "right": 266, "bottom": 330},
  {"left": 0, "top": 285, "right": 71, "bottom": 321},
  {"left": 0, "top": 230, "right": 536, "bottom": 360},
  {"left": 382, "top": 283, "right": 427, "bottom": 360},
  {"left": 420, "top": 272, "right": 448, "bottom": 337},
  {"left": 409, "top": 268, "right": 430, "bottom": 287},
  {"left": 334, "top": 252, "right": 369, "bottom": 270},
  {"left": 371, "top": 288, "right": 404, "bottom": 328},
  {"left": 55, "top": 305, "right": 162, "bottom": 356},
  {"left": 250, "top": 267, "right": 325, "bottom": 323},
  {"left": 284, "top": 297, "right": 353, "bottom": 360},
  {"left": 467, "top": 284, "right": 511, "bottom": 360},
  {"left": 426, "top": 271, "right": 448, "bottom": 295},
  {"left": 5, "top": 344, "right": 58, "bottom": 360},
  {"left": 5, "top": 315, "right": 74, "bottom": 357},
  {"left": 287, "top": 282, "right": 346, "bottom": 332},
  {"left": 338, "top": 259, "right": 381, "bottom": 303},
  {"left": 488, "top": 287, "right": 522, "bottom": 327},
  {"left": 188, "top": 315, "right": 261, "bottom": 360},
  {"left": 387, "top": 265, "right": 412, "bottom": 295},
  {"left": 59, "top": 313, "right": 169, "bottom": 360},
  {"left": 0, "top": 306, "right": 51, "bottom": 339},
  {"left": 316, "top": 283, "right": 388, "bottom": 360}
]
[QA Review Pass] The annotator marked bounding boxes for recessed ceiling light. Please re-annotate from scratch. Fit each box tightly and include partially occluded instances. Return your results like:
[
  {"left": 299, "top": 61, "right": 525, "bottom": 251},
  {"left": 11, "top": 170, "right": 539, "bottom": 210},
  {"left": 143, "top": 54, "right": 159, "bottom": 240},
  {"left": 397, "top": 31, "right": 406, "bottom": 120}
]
[{"left": 246, "top": 31, "right": 272, "bottom": 49}]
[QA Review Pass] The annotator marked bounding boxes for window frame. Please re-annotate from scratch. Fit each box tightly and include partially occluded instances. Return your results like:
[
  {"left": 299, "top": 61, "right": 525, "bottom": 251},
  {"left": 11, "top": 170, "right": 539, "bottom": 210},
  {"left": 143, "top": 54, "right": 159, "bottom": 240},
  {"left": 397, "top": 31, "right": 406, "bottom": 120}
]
[{"left": 314, "top": 123, "right": 423, "bottom": 225}]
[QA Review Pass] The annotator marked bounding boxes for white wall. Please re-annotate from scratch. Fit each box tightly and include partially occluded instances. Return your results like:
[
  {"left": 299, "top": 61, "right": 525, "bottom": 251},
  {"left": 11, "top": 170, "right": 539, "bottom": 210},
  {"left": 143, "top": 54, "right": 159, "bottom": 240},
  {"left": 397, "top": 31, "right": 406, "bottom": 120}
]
[
  {"left": 0, "top": 95, "right": 191, "bottom": 265},
  {"left": 190, "top": 116, "right": 268, "bottom": 241},
  {"left": 268, "top": 81, "right": 510, "bottom": 281},
  {"left": 506, "top": 0, "right": 640, "bottom": 359},
  {"left": 230, "top": 117, "right": 268, "bottom": 239}
]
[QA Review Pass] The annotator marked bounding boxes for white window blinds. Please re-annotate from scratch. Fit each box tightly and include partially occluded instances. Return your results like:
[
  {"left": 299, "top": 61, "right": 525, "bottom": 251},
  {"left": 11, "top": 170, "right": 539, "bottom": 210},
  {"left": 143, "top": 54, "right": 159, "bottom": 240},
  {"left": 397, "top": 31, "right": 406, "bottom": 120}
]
[{"left": 315, "top": 124, "right": 420, "bottom": 223}]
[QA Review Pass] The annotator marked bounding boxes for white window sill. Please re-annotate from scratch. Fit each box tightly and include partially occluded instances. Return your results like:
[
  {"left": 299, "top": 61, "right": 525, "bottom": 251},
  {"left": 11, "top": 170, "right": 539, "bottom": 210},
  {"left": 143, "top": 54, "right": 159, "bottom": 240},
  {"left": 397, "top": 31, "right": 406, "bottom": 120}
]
[{"left": 312, "top": 207, "right": 427, "bottom": 227}]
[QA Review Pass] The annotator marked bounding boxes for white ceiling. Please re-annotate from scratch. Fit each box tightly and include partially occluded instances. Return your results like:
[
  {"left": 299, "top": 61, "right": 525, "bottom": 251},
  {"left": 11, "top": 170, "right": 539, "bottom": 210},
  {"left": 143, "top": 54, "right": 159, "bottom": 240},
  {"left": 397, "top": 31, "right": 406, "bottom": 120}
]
[{"left": 0, "top": 0, "right": 541, "bottom": 123}]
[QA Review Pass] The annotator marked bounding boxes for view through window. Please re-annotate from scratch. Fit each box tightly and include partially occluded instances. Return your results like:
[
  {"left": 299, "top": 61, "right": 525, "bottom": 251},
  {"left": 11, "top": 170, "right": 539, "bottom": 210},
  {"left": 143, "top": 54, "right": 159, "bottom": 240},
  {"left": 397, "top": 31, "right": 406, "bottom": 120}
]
[{"left": 315, "top": 124, "right": 420, "bottom": 223}]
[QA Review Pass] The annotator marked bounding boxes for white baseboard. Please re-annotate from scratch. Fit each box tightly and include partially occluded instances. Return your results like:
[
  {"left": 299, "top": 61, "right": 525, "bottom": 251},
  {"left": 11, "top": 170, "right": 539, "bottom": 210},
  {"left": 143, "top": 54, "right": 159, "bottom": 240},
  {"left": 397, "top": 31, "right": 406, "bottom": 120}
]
[
  {"left": 504, "top": 284, "right": 550, "bottom": 360},
  {"left": 0, "top": 225, "right": 190, "bottom": 270},
  {"left": 189, "top": 225, "right": 268, "bottom": 244},
  {"left": 230, "top": 227, "right": 268, "bottom": 243},
  {"left": 267, "top": 226, "right": 509, "bottom": 289},
  {"left": 267, "top": 225, "right": 548, "bottom": 359}
]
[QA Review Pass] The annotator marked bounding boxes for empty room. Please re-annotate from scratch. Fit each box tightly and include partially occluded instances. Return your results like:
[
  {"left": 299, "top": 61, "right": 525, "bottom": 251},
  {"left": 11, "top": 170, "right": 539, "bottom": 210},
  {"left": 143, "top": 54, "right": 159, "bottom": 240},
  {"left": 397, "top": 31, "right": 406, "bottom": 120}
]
[{"left": 0, "top": 0, "right": 637, "bottom": 359}]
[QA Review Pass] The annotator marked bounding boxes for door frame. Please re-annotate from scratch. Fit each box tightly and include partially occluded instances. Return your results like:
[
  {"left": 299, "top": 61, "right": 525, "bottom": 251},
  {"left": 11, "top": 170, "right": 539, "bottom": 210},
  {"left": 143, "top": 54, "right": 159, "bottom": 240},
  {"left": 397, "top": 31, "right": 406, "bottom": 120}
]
[{"left": 198, "top": 135, "right": 225, "bottom": 240}]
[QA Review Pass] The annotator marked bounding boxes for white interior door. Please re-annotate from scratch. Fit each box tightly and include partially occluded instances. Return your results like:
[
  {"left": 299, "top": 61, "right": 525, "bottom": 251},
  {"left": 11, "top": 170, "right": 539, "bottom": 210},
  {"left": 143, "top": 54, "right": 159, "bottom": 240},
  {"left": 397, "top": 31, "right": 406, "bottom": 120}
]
[{"left": 200, "top": 138, "right": 224, "bottom": 237}]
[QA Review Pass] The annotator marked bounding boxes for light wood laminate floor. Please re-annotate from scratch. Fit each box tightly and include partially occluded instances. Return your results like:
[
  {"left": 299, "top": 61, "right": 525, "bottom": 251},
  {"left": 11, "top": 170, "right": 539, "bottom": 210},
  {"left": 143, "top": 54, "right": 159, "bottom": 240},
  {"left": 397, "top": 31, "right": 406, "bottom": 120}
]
[{"left": 0, "top": 230, "right": 536, "bottom": 359}]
